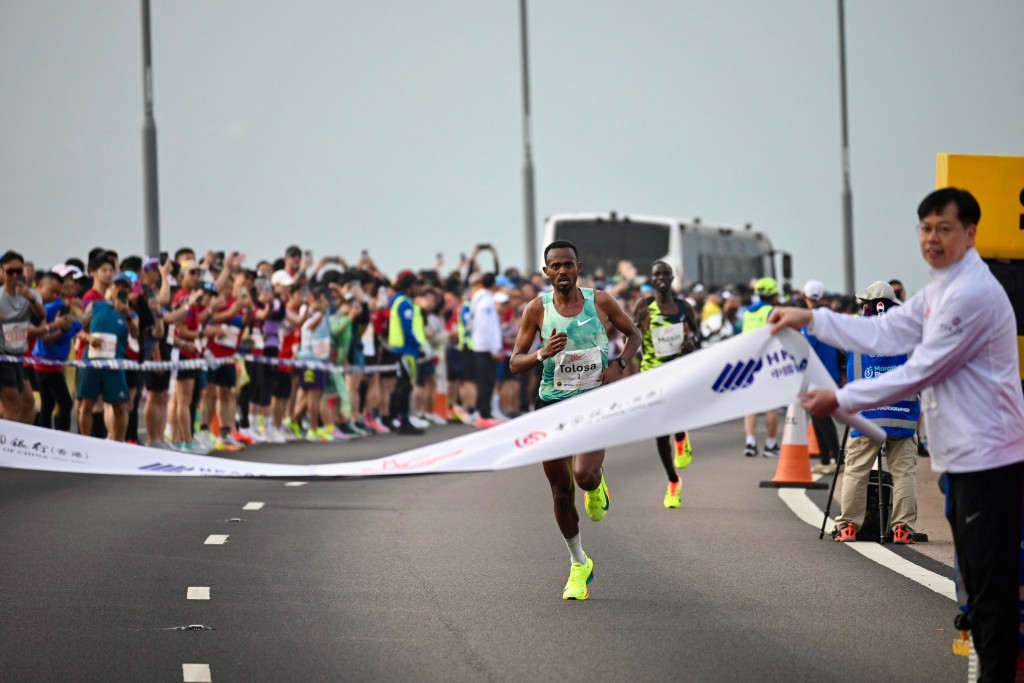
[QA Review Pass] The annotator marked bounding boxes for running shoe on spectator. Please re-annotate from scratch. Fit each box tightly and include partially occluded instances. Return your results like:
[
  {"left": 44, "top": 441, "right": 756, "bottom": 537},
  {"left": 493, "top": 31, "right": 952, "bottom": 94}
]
[
  {"left": 396, "top": 421, "right": 425, "bottom": 435},
  {"left": 265, "top": 427, "right": 288, "bottom": 444},
  {"left": 283, "top": 418, "right": 303, "bottom": 440},
  {"left": 232, "top": 430, "right": 256, "bottom": 445},
  {"left": 833, "top": 523, "right": 857, "bottom": 542},
  {"left": 185, "top": 440, "right": 211, "bottom": 455}
]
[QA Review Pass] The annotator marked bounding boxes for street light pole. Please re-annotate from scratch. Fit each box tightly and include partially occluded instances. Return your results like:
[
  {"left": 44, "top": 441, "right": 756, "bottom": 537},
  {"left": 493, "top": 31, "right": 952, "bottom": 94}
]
[
  {"left": 518, "top": 0, "right": 538, "bottom": 274},
  {"left": 837, "top": 0, "right": 854, "bottom": 295},
  {"left": 141, "top": 0, "right": 161, "bottom": 258}
]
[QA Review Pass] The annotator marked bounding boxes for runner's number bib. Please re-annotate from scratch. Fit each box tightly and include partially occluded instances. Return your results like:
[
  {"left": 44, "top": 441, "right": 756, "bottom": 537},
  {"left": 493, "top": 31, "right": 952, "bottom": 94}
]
[
  {"left": 652, "top": 323, "right": 685, "bottom": 358},
  {"left": 88, "top": 333, "right": 118, "bottom": 359},
  {"left": 311, "top": 339, "right": 331, "bottom": 360},
  {"left": 553, "top": 347, "right": 602, "bottom": 391},
  {"left": 2, "top": 321, "right": 29, "bottom": 354},
  {"left": 215, "top": 325, "right": 241, "bottom": 350}
]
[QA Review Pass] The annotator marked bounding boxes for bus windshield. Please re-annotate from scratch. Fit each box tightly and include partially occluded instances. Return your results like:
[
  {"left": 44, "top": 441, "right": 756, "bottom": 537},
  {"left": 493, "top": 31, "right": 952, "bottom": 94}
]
[{"left": 549, "top": 219, "right": 670, "bottom": 277}]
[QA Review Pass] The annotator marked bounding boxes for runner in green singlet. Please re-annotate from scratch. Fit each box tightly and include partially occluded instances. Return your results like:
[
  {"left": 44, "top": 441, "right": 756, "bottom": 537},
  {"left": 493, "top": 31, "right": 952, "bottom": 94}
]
[
  {"left": 509, "top": 241, "right": 641, "bottom": 600},
  {"left": 632, "top": 260, "right": 700, "bottom": 509}
]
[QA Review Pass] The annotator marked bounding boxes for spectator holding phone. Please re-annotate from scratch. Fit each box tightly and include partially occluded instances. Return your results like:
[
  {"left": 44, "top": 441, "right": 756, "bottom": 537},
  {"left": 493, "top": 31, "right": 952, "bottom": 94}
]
[
  {"left": 0, "top": 251, "right": 46, "bottom": 423},
  {"left": 76, "top": 273, "right": 137, "bottom": 441},
  {"left": 32, "top": 271, "right": 82, "bottom": 431}
]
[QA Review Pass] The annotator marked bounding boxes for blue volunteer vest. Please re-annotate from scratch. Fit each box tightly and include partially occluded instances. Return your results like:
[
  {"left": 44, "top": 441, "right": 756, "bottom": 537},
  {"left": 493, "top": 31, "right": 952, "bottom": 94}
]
[{"left": 847, "top": 352, "right": 920, "bottom": 438}]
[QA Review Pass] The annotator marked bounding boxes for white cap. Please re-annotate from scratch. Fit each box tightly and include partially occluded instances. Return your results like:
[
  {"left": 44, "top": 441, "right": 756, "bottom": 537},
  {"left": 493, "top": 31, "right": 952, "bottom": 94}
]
[
  {"left": 494, "top": 291, "right": 510, "bottom": 304},
  {"left": 52, "top": 264, "right": 83, "bottom": 279},
  {"left": 802, "top": 280, "right": 826, "bottom": 301},
  {"left": 856, "top": 281, "right": 901, "bottom": 304},
  {"left": 271, "top": 270, "right": 295, "bottom": 287}
]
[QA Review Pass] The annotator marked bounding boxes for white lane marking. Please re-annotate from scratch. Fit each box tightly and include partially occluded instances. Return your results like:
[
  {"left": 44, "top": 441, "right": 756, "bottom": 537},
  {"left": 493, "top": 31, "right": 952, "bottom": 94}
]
[
  {"left": 187, "top": 587, "right": 210, "bottom": 600},
  {"left": 243, "top": 501, "right": 265, "bottom": 510},
  {"left": 182, "top": 663, "right": 212, "bottom": 682},
  {"left": 285, "top": 482, "right": 307, "bottom": 487},
  {"left": 778, "top": 485, "right": 956, "bottom": 602},
  {"left": 204, "top": 535, "right": 229, "bottom": 545}
]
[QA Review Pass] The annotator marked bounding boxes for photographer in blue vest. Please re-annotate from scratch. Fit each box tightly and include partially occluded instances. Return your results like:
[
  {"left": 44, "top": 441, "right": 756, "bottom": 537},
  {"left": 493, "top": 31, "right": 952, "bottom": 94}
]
[{"left": 832, "top": 281, "right": 920, "bottom": 545}]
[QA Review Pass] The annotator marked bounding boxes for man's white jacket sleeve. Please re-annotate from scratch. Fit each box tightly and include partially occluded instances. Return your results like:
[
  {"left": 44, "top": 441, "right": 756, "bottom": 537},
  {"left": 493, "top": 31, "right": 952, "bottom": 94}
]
[{"left": 810, "top": 290, "right": 990, "bottom": 413}]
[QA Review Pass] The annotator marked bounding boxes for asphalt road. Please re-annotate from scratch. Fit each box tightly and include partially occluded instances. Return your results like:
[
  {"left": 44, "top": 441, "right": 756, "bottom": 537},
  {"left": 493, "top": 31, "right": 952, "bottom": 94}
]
[{"left": 0, "top": 420, "right": 966, "bottom": 682}]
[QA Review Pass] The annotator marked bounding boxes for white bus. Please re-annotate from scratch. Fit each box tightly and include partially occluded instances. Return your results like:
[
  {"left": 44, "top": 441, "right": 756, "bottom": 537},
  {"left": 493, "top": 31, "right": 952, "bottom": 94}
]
[{"left": 541, "top": 211, "right": 789, "bottom": 290}]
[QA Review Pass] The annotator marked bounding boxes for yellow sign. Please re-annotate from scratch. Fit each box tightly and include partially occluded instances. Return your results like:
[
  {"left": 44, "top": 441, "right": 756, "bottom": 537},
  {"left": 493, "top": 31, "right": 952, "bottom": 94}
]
[{"left": 935, "top": 153, "right": 1024, "bottom": 259}]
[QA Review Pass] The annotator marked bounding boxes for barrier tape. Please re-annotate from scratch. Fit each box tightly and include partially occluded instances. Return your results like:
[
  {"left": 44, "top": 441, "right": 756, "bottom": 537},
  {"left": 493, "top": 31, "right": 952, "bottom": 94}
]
[
  {"left": 0, "top": 353, "right": 399, "bottom": 374},
  {"left": 0, "top": 329, "right": 884, "bottom": 478}
]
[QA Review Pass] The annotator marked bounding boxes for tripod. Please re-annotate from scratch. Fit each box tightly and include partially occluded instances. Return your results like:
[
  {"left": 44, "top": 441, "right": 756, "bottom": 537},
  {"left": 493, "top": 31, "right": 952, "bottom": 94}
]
[{"left": 818, "top": 427, "right": 892, "bottom": 543}]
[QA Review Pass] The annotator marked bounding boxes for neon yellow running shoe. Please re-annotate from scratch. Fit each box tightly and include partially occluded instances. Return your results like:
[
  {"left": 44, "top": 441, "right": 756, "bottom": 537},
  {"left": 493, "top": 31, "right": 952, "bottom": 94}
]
[
  {"left": 663, "top": 480, "right": 681, "bottom": 509},
  {"left": 583, "top": 471, "right": 610, "bottom": 522},
  {"left": 674, "top": 434, "right": 693, "bottom": 469},
  {"left": 562, "top": 556, "right": 595, "bottom": 600}
]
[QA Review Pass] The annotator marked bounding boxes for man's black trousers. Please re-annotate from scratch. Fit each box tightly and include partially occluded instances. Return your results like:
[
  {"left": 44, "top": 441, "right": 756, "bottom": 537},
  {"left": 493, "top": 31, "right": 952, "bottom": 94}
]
[{"left": 946, "top": 461, "right": 1023, "bottom": 683}]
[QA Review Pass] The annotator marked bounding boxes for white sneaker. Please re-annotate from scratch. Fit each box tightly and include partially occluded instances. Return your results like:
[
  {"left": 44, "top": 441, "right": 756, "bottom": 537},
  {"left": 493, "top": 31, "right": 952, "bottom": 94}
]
[
  {"left": 194, "top": 431, "right": 217, "bottom": 449},
  {"left": 240, "top": 428, "right": 265, "bottom": 444},
  {"left": 427, "top": 413, "right": 448, "bottom": 426},
  {"left": 409, "top": 415, "right": 430, "bottom": 429},
  {"left": 266, "top": 428, "right": 287, "bottom": 444}
]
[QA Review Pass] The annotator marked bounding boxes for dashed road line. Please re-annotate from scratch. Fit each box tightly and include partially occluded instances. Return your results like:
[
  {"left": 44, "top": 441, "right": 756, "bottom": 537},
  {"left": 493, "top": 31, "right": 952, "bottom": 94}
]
[
  {"left": 777, "top": 485, "right": 956, "bottom": 601},
  {"left": 204, "top": 535, "right": 229, "bottom": 545},
  {"left": 182, "top": 663, "right": 212, "bottom": 682},
  {"left": 242, "top": 501, "right": 265, "bottom": 510},
  {"left": 187, "top": 587, "right": 210, "bottom": 600},
  {"left": 285, "top": 482, "right": 307, "bottom": 487}
]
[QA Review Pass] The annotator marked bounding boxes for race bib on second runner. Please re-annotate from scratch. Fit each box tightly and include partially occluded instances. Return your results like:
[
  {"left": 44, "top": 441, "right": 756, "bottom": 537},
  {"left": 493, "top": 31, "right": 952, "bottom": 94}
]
[
  {"left": 88, "top": 332, "right": 118, "bottom": 359},
  {"left": 652, "top": 323, "right": 685, "bottom": 358},
  {"left": 2, "top": 321, "right": 29, "bottom": 354},
  {"left": 553, "top": 347, "right": 602, "bottom": 391}
]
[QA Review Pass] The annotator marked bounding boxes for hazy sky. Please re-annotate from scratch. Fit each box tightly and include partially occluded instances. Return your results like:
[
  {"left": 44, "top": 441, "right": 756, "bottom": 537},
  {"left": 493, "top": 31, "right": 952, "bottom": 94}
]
[{"left": 2, "top": 1, "right": 1022, "bottom": 295}]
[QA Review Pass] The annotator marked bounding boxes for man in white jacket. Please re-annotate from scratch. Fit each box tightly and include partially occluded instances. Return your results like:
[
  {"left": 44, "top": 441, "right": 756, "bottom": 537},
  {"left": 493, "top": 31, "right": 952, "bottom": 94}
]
[{"left": 771, "top": 188, "right": 1024, "bottom": 683}]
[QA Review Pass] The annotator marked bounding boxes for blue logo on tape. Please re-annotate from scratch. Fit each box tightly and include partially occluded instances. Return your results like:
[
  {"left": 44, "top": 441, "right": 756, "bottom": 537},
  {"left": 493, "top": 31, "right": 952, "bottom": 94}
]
[
  {"left": 712, "top": 358, "right": 763, "bottom": 393},
  {"left": 139, "top": 462, "right": 195, "bottom": 473}
]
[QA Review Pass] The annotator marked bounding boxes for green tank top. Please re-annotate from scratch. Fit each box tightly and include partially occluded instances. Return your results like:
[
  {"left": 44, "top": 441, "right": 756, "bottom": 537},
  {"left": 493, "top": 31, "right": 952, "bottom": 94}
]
[
  {"left": 539, "top": 288, "right": 608, "bottom": 401},
  {"left": 640, "top": 297, "right": 689, "bottom": 372}
]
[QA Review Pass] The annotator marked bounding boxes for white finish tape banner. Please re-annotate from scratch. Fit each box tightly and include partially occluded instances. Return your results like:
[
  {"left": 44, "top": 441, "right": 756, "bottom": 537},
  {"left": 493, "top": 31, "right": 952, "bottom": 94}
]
[{"left": 0, "top": 328, "right": 883, "bottom": 478}]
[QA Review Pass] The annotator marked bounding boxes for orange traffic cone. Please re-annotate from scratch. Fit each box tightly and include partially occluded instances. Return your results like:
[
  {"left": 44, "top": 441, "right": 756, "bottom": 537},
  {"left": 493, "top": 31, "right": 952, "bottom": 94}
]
[
  {"left": 433, "top": 392, "right": 451, "bottom": 422},
  {"left": 808, "top": 421, "right": 821, "bottom": 458},
  {"left": 759, "top": 401, "right": 828, "bottom": 489},
  {"left": 433, "top": 357, "right": 452, "bottom": 422}
]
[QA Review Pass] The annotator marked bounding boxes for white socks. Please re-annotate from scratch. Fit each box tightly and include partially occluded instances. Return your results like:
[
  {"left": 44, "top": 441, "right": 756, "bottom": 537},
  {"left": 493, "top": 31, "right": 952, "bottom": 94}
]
[{"left": 564, "top": 533, "right": 587, "bottom": 565}]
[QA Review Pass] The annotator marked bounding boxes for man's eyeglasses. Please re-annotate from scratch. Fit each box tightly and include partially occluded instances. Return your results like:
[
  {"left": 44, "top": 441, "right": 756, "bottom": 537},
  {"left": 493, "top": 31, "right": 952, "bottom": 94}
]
[
  {"left": 916, "top": 224, "right": 958, "bottom": 238},
  {"left": 4, "top": 268, "right": 24, "bottom": 276}
]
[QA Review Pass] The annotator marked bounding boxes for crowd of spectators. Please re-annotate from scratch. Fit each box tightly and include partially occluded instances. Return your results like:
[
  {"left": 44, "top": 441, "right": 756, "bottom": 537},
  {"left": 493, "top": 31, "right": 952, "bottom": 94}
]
[{"left": 0, "top": 242, "right": 905, "bottom": 458}]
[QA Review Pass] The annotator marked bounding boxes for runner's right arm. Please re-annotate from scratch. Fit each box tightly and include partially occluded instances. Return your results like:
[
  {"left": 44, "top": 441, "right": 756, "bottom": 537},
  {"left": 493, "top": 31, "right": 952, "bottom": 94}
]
[{"left": 509, "top": 298, "right": 565, "bottom": 375}]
